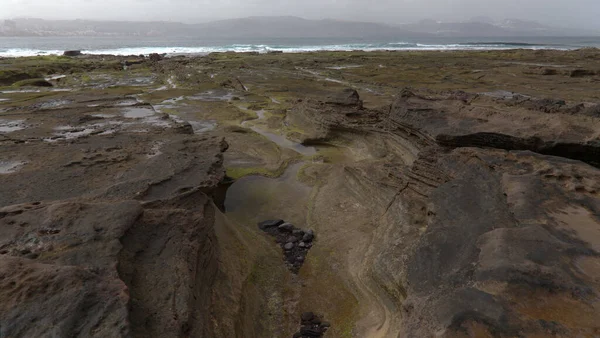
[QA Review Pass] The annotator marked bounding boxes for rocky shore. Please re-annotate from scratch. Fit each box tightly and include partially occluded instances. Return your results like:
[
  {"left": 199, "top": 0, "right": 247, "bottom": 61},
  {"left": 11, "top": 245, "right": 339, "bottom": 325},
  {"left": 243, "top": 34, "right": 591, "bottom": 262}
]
[{"left": 1, "top": 49, "right": 600, "bottom": 337}]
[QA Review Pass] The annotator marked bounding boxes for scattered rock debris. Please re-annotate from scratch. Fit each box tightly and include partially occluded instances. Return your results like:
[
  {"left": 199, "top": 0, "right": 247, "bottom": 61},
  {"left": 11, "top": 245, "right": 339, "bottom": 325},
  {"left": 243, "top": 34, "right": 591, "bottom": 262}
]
[
  {"left": 293, "top": 312, "right": 330, "bottom": 337},
  {"left": 258, "top": 219, "right": 314, "bottom": 273}
]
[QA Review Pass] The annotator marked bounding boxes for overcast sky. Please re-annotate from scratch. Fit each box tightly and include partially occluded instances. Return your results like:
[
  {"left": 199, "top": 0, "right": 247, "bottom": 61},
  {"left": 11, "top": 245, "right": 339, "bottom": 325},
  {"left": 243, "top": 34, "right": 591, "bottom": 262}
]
[{"left": 1, "top": 0, "right": 599, "bottom": 30}]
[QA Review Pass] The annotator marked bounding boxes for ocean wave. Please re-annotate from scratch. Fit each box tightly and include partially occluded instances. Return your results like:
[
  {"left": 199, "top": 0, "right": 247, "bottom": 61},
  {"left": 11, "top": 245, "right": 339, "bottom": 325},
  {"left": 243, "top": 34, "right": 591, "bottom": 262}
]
[{"left": 0, "top": 42, "right": 577, "bottom": 57}]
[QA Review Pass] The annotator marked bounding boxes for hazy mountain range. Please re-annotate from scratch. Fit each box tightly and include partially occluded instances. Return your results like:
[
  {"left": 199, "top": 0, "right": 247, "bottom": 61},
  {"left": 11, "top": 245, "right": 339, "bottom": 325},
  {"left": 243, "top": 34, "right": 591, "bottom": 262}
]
[{"left": 1, "top": 16, "right": 597, "bottom": 38}]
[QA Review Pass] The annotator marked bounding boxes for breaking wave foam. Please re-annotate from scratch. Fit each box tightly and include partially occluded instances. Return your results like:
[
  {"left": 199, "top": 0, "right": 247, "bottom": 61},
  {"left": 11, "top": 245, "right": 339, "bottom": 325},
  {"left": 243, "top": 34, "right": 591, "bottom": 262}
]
[{"left": 0, "top": 41, "right": 578, "bottom": 57}]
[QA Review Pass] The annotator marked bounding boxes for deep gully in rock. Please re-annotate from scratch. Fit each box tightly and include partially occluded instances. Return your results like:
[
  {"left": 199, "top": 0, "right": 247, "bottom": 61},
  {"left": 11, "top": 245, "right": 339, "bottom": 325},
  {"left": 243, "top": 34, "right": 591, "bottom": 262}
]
[{"left": 225, "top": 106, "right": 330, "bottom": 335}]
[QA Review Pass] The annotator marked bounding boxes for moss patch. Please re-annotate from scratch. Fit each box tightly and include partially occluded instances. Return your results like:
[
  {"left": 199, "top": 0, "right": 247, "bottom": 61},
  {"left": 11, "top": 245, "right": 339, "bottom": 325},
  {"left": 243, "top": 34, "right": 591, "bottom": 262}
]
[{"left": 226, "top": 158, "right": 294, "bottom": 179}]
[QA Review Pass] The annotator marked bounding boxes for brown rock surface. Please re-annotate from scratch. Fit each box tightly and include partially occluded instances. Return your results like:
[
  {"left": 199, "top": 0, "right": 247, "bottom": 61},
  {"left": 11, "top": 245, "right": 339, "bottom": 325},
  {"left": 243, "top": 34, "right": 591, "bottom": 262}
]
[
  {"left": 289, "top": 86, "right": 600, "bottom": 337},
  {"left": 2, "top": 49, "right": 600, "bottom": 337},
  {"left": 0, "top": 89, "right": 251, "bottom": 337}
]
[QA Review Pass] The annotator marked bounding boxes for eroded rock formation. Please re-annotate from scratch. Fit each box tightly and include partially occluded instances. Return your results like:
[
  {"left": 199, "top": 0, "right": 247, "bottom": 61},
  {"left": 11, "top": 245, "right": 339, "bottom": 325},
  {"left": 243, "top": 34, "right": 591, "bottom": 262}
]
[
  {"left": 2, "top": 50, "right": 600, "bottom": 337},
  {"left": 0, "top": 91, "right": 272, "bottom": 337},
  {"left": 288, "top": 87, "right": 600, "bottom": 337}
]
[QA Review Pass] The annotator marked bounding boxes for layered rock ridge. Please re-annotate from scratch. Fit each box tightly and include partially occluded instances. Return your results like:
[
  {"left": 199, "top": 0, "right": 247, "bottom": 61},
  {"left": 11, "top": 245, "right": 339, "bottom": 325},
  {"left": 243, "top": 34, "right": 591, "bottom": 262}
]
[
  {"left": 0, "top": 96, "right": 268, "bottom": 337},
  {"left": 287, "top": 87, "right": 600, "bottom": 337}
]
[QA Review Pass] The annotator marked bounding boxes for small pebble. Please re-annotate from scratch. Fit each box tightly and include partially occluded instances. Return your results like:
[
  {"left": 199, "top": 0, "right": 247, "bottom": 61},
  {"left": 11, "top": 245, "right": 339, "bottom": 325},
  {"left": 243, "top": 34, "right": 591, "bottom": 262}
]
[{"left": 293, "top": 229, "right": 304, "bottom": 236}]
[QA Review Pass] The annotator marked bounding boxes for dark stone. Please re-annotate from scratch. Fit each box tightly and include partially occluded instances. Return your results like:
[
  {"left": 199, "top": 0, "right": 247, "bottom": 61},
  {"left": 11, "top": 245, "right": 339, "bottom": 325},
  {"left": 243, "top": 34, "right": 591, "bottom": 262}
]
[
  {"left": 321, "top": 321, "right": 331, "bottom": 328},
  {"left": 173, "top": 122, "right": 194, "bottom": 135},
  {"left": 311, "top": 316, "right": 321, "bottom": 325},
  {"left": 326, "top": 88, "right": 362, "bottom": 107},
  {"left": 300, "top": 326, "right": 323, "bottom": 337},
  {"left": 301, "top": 312, "right": 315, "bottom": 322},
  {"left": 63, "top": 50, "right": 82, "bottom": 57},
  {"left": 278, "top": 223, "right": 294, "bottom": 232},
  {"left": 149, "top": 53, "right": 163, "bottom": 62},
  {"left": 570, "top": 69, "right": 595, "bottom": 77},
  {"left": 258, "top": 219, "right": 284, "bottom": 230},
  {"left": 258, "top": 221, "right": 314, "bottom": 273},
  {"left": 583, "top": 104, "right": 600, "bottom": 117},
  {"left": 77, "top": 115, "right": 103, "bottom": 124},
  {"left": 302, "top": 231, "right": 314, "bottom": 242},
  {"left": 293, "top": 333, "right": 302, "bottom": 338}
]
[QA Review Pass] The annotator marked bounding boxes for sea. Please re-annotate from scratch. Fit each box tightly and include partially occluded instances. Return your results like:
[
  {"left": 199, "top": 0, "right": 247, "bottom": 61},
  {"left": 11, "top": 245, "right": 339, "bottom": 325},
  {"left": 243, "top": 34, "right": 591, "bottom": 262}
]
[{"left": 1, "top": 36, "right": 599, "bottom": 57}]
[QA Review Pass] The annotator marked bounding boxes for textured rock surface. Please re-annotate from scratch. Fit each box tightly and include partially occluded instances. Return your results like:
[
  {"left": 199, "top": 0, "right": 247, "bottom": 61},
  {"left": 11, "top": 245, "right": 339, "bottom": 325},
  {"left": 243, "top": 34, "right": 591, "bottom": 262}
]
[
  {"left": 291, "top": 85, "right": 600, "bottom": 336},
  {"left": 2, "top": 49, "right": 600, "bottom": 338},
  {"left": 0, "top": 86, "right": 262, "bottom": 337}
]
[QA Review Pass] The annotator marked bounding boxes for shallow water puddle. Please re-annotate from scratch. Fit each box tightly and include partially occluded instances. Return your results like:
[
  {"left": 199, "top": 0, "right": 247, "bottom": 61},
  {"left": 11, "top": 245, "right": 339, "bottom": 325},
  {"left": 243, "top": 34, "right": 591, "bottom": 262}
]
[
  {"left": 115, "top": 100, "right": 139, "bottom": 107},
  {"left": 122, "top": 107, "right": 155, "bottom": 118},
  {"left": 35, "top": 99, "right": 73, "bottom": 110},
  {"left": 189, "top": 120, "right": 217, "bottom": 133},
  {"left": 48, "top": 121, "right": 126, "bottom": 141},
  {"left": 0, "top": 161, "right": 26, "bottom": 174},
  {"left": 225, "top": 162, "right": 312, "bottom": 226},
  {"left": 0, "top": 119, "right": 26, "bottom": 133},
  {"left": 482, "top": 90, "right": 530, "bottom": 99},
  {"left": 49, "top": 126, "right": 97, "bottom": 141},
  {"left": 188, "top": 90, "right": 236, "bottom": 102},
  {"left": 326, "top": 65, "right": 362, "bottom": 70}
]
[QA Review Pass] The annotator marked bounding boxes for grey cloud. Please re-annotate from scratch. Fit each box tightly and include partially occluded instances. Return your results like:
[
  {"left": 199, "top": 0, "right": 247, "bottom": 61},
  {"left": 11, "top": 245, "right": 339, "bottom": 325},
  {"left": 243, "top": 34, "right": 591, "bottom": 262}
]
[{"left": 0, "top": 0, "right": 598, "bottom": 30}]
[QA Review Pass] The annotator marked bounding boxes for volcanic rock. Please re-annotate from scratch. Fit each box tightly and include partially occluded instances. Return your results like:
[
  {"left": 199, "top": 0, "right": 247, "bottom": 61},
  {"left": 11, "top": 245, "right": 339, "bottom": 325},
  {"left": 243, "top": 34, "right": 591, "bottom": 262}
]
[
  {"left": 258, "top": 219, "right": 284, "bottom": 230},
  {"left": 278, "top": 222, "right": 295, "bottom": 232},
  {"left": 63, "top": 50, "right": 82, "bottom": 57},
  {"left": 294, "top": 313, "right": 329, "bottom": 337},
  {"left": 301, "top": 312, "right": 315, "bottom": 323},
  {"left": 326, "top": 88, "right": 362, "bottom": 107},
  {"left": 149, "top": 53, "right": 163, "bottom": 62},
  {"left": 0, "top": 89, "right": 233, "bottom": 337},
  {"left": 302, "top": 231, "right": 314, "bottom": 242},
  {"left": 570, "top": 69, "right": 595, "bottom": 77}
]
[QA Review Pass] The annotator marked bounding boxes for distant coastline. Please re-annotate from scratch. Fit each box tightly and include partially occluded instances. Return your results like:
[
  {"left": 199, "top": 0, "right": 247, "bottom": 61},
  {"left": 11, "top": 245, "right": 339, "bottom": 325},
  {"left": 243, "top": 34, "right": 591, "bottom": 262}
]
[{"left": 2, "top": 16, "right": 598, "bottom": 38}]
